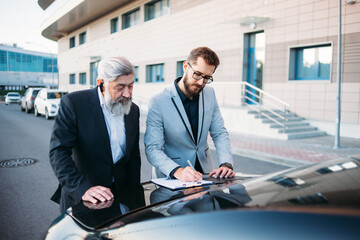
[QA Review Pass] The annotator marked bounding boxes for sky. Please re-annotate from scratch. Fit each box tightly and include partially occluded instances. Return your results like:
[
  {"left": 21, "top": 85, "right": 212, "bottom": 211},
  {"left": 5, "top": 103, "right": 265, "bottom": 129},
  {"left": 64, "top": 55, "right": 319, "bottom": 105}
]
[{"left": 0, "top": 0, "right": 58, "bottom": 54}]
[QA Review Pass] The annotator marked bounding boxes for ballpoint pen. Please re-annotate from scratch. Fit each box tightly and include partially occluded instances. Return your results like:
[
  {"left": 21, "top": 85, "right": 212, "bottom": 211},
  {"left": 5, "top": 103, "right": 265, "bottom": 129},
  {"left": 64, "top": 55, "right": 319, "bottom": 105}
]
[
  {"left": 187, "top": 160, "right": 195, "bottom": 170},
  {"left": 187, "top": 160, "right": 203, "bottom": 182}
]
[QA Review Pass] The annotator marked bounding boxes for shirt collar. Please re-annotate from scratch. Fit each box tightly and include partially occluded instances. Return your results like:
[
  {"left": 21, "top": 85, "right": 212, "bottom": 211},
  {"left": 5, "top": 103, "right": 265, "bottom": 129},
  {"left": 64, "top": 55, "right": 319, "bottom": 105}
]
[
  {"left": 174, "top": 78, "right": 199, "bottom": 102},
  {"left": 97, "top": 86, "right": 106, "bottom": 108}
]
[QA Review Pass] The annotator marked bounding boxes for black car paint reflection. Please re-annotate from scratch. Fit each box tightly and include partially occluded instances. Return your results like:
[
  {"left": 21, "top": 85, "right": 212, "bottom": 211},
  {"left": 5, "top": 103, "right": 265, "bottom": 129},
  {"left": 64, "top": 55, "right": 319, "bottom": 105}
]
[
  {"left": 45, "top": 156, "right": 360, "bottom": 240},
  {"left": 70, "top": 184, "right": 146, "bottom": 230}
]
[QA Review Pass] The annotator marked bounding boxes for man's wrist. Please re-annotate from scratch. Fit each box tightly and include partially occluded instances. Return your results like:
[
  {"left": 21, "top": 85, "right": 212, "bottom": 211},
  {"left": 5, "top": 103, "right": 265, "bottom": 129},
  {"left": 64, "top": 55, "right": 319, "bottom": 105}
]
[
  {"left": 219, "top": 162, "right": 233, "bottom": 170},
  {"left": 170, "top": 166, "right": 182, "bottom": 179}
]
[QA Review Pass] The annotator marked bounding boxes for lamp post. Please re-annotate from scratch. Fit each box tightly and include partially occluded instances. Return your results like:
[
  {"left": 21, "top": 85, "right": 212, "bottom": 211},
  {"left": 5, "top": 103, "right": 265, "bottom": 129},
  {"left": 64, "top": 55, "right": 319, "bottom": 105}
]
[
  {"left": 334, "top": 0, "right": 342, "bottom": 149},
  {"left": 25, "top": 42, "right": 56, "bottom": 88}
]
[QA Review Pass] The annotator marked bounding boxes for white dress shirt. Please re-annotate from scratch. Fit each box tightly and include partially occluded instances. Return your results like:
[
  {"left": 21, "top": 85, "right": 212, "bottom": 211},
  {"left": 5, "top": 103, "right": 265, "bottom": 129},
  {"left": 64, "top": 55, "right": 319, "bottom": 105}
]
[{"left": 98, "top": 87, "right": 126, "bottom": 164}]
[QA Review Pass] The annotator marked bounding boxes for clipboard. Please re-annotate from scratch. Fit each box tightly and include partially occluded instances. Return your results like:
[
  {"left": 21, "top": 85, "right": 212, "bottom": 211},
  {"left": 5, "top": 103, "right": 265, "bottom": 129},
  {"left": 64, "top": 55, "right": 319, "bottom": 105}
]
[{"left": 151, "top": 178, "right": 213, "bottom": 190}]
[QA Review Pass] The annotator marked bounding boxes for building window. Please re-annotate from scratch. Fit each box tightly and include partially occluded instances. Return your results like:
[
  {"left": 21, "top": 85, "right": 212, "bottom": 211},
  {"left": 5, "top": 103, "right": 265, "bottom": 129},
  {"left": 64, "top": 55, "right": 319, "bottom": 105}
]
[
  {"left": 122, "top": 8, "right": 140, "bottom": 29},
  {"left": 110, "top": 17, "right": 118, "bottom": 34},
  {"left": 146, "top": 63, "right": 164, "bottom": 82},
  {"left": 79, "top": 32, "right": 86, "bottom": 45},
  {"left": 69, "top": 74, "right": 76, "bottom": 84},
  {"left": 79, "top": 72, "right": 86, "bottom": 85},
  {"left": 289, "top": 43, "right": 332, "bottom": 81},
  {"left": 134, "top": 66, "right": 139, "bottom": 82},
  {"left": 90, "top": 61, "right": 100, "bottom": 86},
  {"left": 0, "top": 50, "right": 57, "bottom": 73},
  {"left": 176, "top": 60, "right": 185, "bottom": 77},
  {"left": 43, "top": 58, "right": 57, "bottom": 73},
  {"left": 0, "top": 50, "right": 8, "bottom": 71},
  {"left": 145, "top": 0, "right": 169, "bottom": 22},
  {"left": 69, "top": 37, "right": 75, "bottom": 48}
]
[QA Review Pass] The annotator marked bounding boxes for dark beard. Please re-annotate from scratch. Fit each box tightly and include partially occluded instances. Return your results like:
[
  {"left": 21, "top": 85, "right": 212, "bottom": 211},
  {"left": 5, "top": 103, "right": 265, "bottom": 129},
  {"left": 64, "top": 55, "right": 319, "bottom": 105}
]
[{"left": 183, "top": 75, "right": 204, "bottom": 98}]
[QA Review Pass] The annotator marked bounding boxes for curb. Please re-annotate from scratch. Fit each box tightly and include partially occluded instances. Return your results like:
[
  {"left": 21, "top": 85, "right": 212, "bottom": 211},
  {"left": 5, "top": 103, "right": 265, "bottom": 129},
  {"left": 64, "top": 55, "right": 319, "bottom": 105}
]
[
  {"left": 230, "top": 148, "right": 311, "bottom": 167},
  {"left": 208, "top": 143, "right": 310, "bottom": 168}
]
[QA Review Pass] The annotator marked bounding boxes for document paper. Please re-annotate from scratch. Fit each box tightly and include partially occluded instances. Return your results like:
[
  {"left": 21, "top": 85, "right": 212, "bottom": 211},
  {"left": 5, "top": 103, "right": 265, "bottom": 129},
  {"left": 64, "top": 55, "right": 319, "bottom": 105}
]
[{"left": 151, "top": 178, "right": 213, "bottom": 190}]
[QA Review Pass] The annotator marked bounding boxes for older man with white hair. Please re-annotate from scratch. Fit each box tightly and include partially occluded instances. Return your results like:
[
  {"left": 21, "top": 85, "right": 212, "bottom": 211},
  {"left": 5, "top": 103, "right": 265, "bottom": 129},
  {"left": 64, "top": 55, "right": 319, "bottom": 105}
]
[{"left": 49, "top": 57, "right": 141, "bottom": 213}]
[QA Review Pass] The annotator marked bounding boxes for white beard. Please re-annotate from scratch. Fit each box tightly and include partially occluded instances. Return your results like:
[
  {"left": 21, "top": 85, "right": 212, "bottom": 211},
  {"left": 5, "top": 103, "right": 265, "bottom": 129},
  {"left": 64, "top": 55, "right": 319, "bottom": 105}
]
[{"left": 104, "top": 89, "right": 132, "bottom": 115}]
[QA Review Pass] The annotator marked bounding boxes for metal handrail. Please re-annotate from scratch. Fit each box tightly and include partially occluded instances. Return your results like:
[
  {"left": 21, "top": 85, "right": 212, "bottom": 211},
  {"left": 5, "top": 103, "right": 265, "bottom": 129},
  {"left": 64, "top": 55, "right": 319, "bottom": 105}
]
[{"left": 212, "top": 82, "right": 290, "bottom": 129}]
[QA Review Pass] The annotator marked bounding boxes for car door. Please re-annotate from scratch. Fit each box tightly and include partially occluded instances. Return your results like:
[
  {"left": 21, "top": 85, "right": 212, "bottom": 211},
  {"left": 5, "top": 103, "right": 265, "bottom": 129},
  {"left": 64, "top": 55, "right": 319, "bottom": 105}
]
[{"left": 37, "top": 90, "right": 46, "bottom": 115}]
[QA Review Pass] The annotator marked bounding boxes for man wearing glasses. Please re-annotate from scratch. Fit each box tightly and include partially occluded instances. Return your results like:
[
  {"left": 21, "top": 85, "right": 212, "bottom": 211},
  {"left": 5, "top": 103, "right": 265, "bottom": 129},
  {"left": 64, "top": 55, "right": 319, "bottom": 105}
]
[{"left": 145, "top": 47, "right": 235, "bottom": 182}]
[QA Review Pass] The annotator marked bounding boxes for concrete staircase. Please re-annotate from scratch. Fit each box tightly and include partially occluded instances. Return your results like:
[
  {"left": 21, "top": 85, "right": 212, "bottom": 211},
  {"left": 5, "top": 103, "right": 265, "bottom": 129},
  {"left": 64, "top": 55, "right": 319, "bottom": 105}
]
[
  {"left": 221, "top": 107, "right": 327, "bottom": 140},
  {"left": 248, "top": 109, "right": 327, "bottom": 139}
]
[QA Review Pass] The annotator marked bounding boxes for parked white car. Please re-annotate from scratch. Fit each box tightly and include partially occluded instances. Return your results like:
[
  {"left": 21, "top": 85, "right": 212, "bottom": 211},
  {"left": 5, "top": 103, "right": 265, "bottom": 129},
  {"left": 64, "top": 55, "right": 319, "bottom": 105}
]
[
  {"left": 34, "top": 89, "right": 67, "bottom": 119},
  {"left": 5, "top": 92, "right": 21, "bottom": 105}
]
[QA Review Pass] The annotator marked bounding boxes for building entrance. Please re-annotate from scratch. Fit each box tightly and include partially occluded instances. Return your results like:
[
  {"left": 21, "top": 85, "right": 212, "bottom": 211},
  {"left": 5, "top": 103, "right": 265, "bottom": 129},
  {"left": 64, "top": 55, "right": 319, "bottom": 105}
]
[{"left": 243, "top": 31, "right": 265, "bottom": 104}]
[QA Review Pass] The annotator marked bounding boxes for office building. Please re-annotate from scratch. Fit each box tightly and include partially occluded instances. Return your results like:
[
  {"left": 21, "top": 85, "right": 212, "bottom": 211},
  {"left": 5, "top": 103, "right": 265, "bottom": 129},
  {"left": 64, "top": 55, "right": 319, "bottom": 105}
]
[
  {"left": 0, "top": 43, "right": 58, "bottom": 90},
  {"left": 39, "top": 0, "right": 360, "bottom": 137}
]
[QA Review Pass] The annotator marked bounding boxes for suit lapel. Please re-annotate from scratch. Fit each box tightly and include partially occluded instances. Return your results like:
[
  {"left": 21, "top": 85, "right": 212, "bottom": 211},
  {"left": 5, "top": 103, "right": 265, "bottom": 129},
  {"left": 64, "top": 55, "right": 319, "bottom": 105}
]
[
  {"left": 197, "top": 91, "right": 204, "bottom": 144},
  {"left": 169, "top": 84, "right": 196, "bottom": 145},
  {"left": 89, "top": 87, "right": 113, "bottom": 163},
  {"left": 124, "top": 109, "right": 135, "bottom": 161}
]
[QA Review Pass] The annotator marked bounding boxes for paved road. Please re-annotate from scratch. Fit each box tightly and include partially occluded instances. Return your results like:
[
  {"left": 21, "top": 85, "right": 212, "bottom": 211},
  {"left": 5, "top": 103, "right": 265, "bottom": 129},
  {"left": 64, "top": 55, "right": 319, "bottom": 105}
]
[{"left": 0, "top": 103, "right": 288, "bottom": 239}]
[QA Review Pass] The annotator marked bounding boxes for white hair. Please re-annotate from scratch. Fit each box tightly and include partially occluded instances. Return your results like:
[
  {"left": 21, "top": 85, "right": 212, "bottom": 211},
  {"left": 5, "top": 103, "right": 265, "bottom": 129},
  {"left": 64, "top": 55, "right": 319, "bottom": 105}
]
[{"left": 97, "top": 57, "right": 134, "bottom": 82}]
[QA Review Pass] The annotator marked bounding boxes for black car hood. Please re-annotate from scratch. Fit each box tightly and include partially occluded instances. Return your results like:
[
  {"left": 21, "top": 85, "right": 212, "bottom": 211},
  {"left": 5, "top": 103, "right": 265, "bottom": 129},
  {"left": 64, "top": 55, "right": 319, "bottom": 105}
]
[{"left": 67, "top": 156, "right": 360, "bottom": 231}]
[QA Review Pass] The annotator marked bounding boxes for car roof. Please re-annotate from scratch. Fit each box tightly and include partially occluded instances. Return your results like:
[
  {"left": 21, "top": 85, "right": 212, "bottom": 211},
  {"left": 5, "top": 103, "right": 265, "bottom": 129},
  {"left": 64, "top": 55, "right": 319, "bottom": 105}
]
[{"left": 41, "top": 89, "right": 67, "bottom": 93}]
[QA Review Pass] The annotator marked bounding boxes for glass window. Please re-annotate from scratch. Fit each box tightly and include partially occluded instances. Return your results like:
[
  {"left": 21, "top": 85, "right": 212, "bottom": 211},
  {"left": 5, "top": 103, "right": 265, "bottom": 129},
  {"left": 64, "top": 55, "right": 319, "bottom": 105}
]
[
  {"left": 90, "top": 61, "right": 99, "bottom": 86},
  {"left": 79, "top": 72, "right": 86, "bottom": 85},
  {"left": 69, "top": 74, "right": 76, "bottom": 84},
  {"left": 134, "top": 66, "right": 139, "bottom": 82},
  {"left": 289, "top": 44, "right": 332, "bottom": 81},
  {"left": 43, "top": 58, "right": 56, "bottom": 73},
  {"left": 146, "top": 63, "right": 164, "bottom": 82},
  {"left": 0, "top": 50, "right": 7, "bottom": 71},
  {"left": 176, "top": 60, "right": 185, "bottom": 77},
  {"left": 2, "top": 51, "right": 58, "bottom": 73},
  {"left": 48, "top": 91, "right": 67, "bottom": 99},
  {"left": 111, "top": 17, "right": 118, "bottom": 34},
  {"left": 79, "top": 32, "right": 86, "bottom": 45},
  {"left": 122, "top": 8, "right": 140, "bottom": 29},
  {"left": 69, "top": 36, "right": 75, "bottom": 48},
  {"left": 145, "top": 0, "right": 169, "bottom": 21}
]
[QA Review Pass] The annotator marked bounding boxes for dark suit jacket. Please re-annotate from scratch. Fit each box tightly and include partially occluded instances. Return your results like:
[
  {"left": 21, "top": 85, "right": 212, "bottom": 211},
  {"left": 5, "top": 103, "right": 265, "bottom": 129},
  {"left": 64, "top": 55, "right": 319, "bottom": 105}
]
[{"left": 49, "top": 86, "right": 141, "bottom": 212}]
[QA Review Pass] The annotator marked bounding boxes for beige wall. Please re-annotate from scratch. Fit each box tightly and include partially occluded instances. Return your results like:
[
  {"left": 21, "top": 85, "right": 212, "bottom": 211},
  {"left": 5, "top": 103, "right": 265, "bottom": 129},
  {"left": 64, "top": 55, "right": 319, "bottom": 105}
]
[{"left": 56, "top": 0, "right": 360, "bottom": 123}]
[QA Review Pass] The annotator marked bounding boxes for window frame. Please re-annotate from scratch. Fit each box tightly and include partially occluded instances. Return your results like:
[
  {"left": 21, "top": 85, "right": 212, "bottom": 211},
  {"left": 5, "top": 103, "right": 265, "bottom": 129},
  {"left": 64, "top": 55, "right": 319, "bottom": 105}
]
[
  {"left": 79, "top": 32, "right": 87, "bottom": 45},
  {"left": 288, "top": 42, "right": 333, "bottom": 82},
  {"left": 69, "top": 74, "right": 76, "bottom": 85},
  {"left": 110, "top": 17, "right": 119, "bottom": 34},
  {"left": 79, "top": 72, "right": 87, "bottom": 85},
  {"left": 122, "top": 8, "right": 140, "bottom": 30},
  {"left": 69, "top": 36, "right": 75, "bottom": 48},
  {"left": 144, "top": 0, "right": 169, "bottom": 22},
  {"left": 146, "top": 63, "right": 164, "bottom": 83},
  {"left": 134, "top": 66, "right": 139, "bottom": 82},
  {"left": 176, "top": 60, "right": 185, "bottom": 77}
]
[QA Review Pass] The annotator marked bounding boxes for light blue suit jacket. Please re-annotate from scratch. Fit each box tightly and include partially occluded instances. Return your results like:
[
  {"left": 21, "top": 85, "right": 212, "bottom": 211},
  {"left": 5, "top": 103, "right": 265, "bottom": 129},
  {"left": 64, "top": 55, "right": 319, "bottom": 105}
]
[{"left": 144, "top": 82, "right": 233, "bottom": 178}]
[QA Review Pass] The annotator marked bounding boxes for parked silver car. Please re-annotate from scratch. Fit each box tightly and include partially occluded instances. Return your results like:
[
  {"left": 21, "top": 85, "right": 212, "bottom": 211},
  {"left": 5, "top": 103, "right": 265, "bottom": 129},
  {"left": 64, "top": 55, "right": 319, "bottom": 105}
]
[
  {"left": 5, "top": 92, "right": 21, "bottom": 105},
  {"left": 20, "top": 88, "right": 42, "bottom": 113},
  {"left": 34, "top": 89, "right": 67, "bottom": 119}
]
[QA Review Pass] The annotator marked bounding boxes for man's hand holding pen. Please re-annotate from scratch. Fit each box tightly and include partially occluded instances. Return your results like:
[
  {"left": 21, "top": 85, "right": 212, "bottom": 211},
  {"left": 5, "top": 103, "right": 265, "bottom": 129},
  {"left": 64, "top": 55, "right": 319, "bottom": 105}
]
[{"left": 173, "top": 160, "right": 203, "bottom": 182}]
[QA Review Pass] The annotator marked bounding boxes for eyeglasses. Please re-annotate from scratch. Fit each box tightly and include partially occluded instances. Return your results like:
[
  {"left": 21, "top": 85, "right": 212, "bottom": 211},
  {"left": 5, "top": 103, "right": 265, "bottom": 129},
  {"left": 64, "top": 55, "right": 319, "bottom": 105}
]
[{"left": 187, "top": 62, "right": 213, "bottom": 84}]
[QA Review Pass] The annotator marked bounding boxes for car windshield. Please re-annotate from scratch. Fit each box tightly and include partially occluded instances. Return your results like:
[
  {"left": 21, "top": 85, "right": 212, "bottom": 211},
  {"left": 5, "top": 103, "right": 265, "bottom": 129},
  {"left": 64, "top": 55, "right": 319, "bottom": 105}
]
[
  {"left": 32, "top": 90, "right": 40, "bottom": 96},
  {"left": 8, "top": 93, "right": 20, "bottom": 97},
  {"left": 47, "top": 92, "right": 66, "bottom": 99}
]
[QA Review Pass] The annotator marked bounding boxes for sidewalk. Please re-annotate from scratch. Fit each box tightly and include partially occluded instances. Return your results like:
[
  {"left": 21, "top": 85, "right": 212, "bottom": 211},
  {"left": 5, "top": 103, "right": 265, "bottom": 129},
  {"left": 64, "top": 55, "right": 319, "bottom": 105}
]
[
  {"left": 140, "top": 114, "right": 360, "bottom": 168},
  {"left": 224, "top": 132, "right": 360, "bottom": 167}
]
